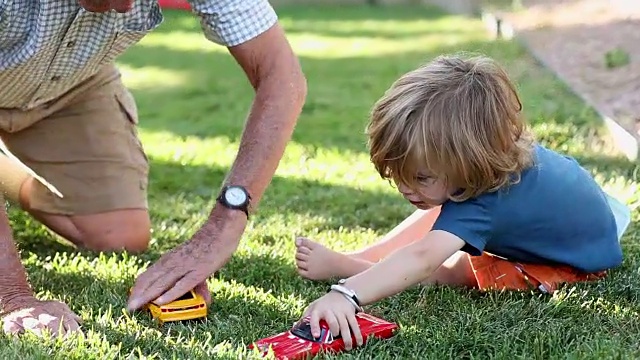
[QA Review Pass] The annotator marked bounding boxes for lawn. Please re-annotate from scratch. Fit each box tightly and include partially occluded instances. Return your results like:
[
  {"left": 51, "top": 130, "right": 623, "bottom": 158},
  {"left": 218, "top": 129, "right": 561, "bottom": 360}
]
[{"left": 3, "top": 4, "right": 640, "bottom": 359}]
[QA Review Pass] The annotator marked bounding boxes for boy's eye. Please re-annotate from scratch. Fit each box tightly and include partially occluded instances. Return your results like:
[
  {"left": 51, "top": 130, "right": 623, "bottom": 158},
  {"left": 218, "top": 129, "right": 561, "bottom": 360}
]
[{"left": 416, "top": 175, "right": 433, "bottom": 183}]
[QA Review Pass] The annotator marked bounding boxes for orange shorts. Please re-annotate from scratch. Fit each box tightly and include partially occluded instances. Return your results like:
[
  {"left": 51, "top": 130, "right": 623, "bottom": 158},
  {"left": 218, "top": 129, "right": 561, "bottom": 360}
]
[{"left": 468, "top": 253, "right": 607, "bottom": 293}]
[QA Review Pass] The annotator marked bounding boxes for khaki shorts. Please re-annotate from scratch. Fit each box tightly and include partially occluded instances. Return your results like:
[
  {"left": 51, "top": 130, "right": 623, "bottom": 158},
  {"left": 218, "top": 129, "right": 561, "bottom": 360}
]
[{"left": 0, "top": 65, "right": 149, "bottom": 215}]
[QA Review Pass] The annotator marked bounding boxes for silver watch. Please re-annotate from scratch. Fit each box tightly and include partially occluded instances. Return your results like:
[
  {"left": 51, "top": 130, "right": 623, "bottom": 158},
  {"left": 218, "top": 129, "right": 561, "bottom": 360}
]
[{"left": 330, "top": 280, "right": 362, "bottom": 311}]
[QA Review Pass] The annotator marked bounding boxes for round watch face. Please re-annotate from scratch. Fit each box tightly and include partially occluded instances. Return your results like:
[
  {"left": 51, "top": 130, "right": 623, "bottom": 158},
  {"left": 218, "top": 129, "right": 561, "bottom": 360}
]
[{"left": 224, "top": 187, "right": 247, "bottom": 206}]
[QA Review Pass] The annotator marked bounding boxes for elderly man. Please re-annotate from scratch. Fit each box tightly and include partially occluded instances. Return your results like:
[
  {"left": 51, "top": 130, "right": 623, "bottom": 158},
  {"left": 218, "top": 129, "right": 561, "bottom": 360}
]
[{"left": 0, "top": 0, "right": 306, "bottom": 336}]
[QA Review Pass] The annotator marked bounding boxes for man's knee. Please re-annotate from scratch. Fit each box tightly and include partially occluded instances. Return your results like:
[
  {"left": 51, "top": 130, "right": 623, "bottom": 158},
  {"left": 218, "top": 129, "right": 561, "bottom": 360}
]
[{"left": 73, "top": 209, "right": 151, "bottom": 253}]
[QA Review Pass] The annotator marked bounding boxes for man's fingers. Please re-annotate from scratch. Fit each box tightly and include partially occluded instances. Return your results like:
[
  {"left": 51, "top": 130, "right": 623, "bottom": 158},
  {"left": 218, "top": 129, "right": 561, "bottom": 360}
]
[
  {"left": 301, "top": 303, "right": 314, "bottom": 319},
  {"left": 153, "top": 272, "right": 199, "bottom": 306},
  {"left": 21, "top": 317, "right": 41, "bottom": 330},
  {"left": 62, "top": 317, "right": 81, "bottom": 334},
  {"left": 73, "top": 313, "right": 83, "bottom": 324},
  {"left": 1, "top": 301, "right": 84, "bottom": 339},
  {"left": 21, "top": 317, "right": 45, "bottom": 337},
  {"left": 128, "top": 267, "right": 183, "bottom": 311},
  {"left": 128, "top": 284, "right": 161, "bottom": 311},
  {"left": 37, "top": 314, "right": 62, "bottom": 337},
  {"left": 128, "top": 268, "right": 161, "bottom": 304},
  {"left": 347, "top": 313, "right": 363, "bottom": 347},
  {"left": 194, "top": 281, "right": 211, "bottom": 305},
  {"left": 56, "top": 303, "right": 83, "bottom": 323},
  {"left": 337, "top": 314, "right": 353, "bottom": 350},
  {"left": 128, "top": 262, "right": 165, "bottom": 297},
  {"left": 2, "top": 319, "right": 23, "bottom": 335},
  {"left": 52, "top": 321, "right": 65, "bottom": 338},
  {"left": 57, "top": 313, "right": 81, "bottom": 332}
]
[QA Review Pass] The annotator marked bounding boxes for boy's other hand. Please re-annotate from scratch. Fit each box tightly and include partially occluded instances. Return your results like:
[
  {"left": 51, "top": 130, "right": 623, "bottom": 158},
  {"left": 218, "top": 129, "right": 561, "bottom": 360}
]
[{"left": 303, "top": 291, "right": 363, "bottom": 350}]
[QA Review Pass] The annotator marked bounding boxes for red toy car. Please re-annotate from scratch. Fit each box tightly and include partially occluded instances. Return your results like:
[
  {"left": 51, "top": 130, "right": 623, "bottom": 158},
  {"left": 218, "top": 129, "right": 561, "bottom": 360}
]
[{"left": 249, "top": 312, "right": 398, "bottom": 359}]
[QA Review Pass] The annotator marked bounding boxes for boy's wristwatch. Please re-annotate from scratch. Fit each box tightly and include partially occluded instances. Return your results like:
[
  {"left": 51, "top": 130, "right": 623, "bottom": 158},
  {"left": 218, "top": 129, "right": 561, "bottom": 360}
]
[
  {"left": 330, "top": 279, "right": 362, "bottom": 312},
  {"left": 216, "top": 185, "right": 251, "bottom": 218}
]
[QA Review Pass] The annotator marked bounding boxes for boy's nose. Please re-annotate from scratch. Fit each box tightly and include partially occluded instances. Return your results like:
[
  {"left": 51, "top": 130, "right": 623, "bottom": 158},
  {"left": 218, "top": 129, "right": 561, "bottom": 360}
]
[{"left": 397, "top": 182, "right": 413, "bottom": 195}]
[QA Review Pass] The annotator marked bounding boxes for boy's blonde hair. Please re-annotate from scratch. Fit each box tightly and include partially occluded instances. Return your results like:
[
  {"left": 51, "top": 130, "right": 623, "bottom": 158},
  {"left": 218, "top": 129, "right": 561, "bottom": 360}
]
[{"left": 366, "top": 54, "right": 535, "bottom": 202}]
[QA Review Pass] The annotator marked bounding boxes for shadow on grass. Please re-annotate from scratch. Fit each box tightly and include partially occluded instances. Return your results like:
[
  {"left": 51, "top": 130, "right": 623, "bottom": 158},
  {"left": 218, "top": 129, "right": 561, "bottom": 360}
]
[
  {"left": 12, "top": 143, "right": 636, "bottom": 261},
  {"left": 119, "top": 7, "right": 570, "bottom": 156},
  {"left": 8, "top": 149, "right": 411, "bottom": 259},
  {"left": 119, "top": 9, "right": 622, "bottom": 162},
  {"left": 18, "top": 260, "right": 129, "bottom": 316},
  {"left": 141, "top": 157, "right": 412, "bottom": 252},
  {"left": 10, "top": 147, "right": 638, "bottom": 278},
  {"left": 122, "top": 40, "right": 563, "bottom": 149},
  {"left": 272, "top": 3, "right": 449, "bottom": 22},
  {"left": 274, "top": 4, "right": 471, "bottom": 40},
  {"left": 218, "top": 251, "right": 325, "bottom": 303}
]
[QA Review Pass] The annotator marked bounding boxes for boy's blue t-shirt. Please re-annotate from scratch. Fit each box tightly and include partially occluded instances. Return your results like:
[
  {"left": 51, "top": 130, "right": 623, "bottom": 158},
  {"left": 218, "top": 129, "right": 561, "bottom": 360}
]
[{"left": 431, "top": 144, "right": 622, "bottom": 273}]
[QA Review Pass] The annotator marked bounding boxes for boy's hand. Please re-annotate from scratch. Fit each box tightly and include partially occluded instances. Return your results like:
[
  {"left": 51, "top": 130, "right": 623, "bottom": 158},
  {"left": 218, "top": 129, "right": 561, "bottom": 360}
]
[{"left": 303, "top": 291, "right": 363, "bottom": 350}]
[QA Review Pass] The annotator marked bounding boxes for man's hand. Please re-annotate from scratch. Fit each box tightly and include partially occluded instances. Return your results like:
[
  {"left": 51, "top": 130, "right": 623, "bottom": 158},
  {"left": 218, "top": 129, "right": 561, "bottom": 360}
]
[
  {"left": 303, "top": 292, "right": 364, "bottom": 350},
  {"left": 127, "top": 21, "right": 306, "bottom": 311},
  {"left": 127, "top": 214, "right": 242, "bottom": 310},
  {"left": 2, "top": 296, "right": 82, "bottom": 338}
]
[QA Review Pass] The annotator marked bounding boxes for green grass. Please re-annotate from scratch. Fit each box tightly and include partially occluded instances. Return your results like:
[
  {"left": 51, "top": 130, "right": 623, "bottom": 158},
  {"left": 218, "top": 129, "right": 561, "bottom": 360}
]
[{"left": 4, "top": 4, "right": 640, "bottom": 359}]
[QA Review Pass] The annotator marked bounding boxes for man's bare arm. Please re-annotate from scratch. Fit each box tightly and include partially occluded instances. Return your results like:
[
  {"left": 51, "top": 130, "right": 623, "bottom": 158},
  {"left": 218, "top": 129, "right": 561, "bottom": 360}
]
[
  {"left": 207, "top": 22, "right": 307, "bottom": 223},
  {"left": 0, "top": 199, "right": 82, "bottom": 335},
  {"left": 0, "top": 200, "right": 33, "bottom": 313},
  {"left": 126, "top": 21, "right": 307, "bottom": 309}
]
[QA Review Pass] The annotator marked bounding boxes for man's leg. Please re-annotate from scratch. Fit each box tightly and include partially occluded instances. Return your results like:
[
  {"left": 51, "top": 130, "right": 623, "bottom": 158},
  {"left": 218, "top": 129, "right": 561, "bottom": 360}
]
[{"left": 0, "top": 65, "right": 150, "bottom": 253}]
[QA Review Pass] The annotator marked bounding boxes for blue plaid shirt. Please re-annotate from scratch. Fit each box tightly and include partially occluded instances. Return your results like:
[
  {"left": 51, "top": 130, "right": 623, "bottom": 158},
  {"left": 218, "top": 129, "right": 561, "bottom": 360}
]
[{"left": 0, "top": 0, "right": 278, "bottom": 110}]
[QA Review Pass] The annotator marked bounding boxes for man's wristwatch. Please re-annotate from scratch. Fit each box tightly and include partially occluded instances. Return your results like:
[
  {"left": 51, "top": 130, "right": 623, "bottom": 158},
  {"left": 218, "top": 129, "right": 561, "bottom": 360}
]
[
  {"left": 329, "top": 279, "right": 362, "bottom": 312},
  {"left": 216, "top": 185, "right": 251, "bottom": 218}
]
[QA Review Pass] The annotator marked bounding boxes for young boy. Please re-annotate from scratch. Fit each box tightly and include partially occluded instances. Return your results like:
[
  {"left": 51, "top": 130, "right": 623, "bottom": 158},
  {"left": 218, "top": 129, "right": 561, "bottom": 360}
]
[{"left": 293, "top": 54, "right": 630, "bottom": 350}]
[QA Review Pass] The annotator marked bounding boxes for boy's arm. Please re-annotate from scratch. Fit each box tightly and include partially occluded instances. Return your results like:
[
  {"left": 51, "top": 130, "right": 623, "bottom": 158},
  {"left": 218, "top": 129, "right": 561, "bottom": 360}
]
[
  {"left": 340, "top": 230, "right": 466, "bottom": 305},
  {"left": 353, "top": 208, "right": 441, "bottom": 262}
]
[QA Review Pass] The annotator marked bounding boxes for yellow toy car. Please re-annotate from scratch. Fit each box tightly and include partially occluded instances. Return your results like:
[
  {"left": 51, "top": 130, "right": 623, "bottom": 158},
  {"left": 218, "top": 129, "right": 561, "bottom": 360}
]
[{"left": 141, "top": 289, "right": 208, "bottom": 324}]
